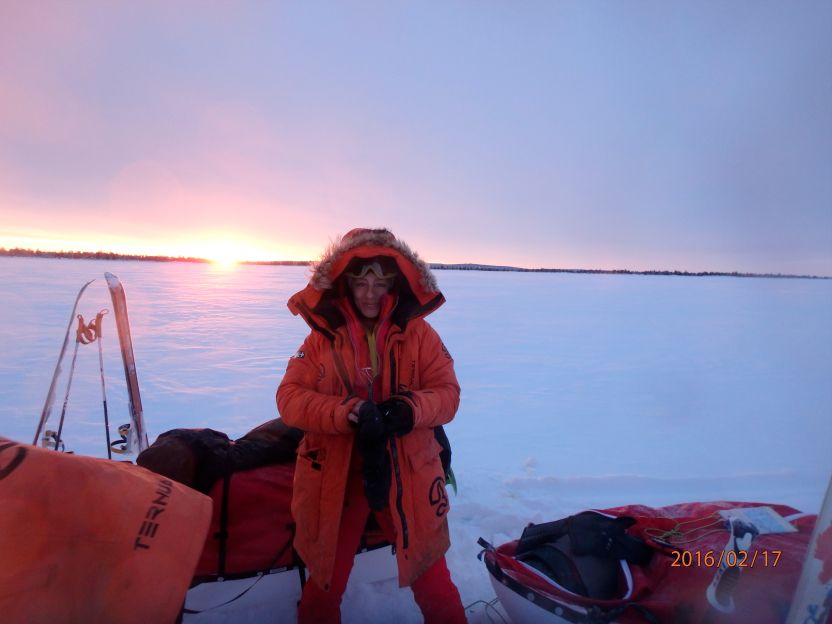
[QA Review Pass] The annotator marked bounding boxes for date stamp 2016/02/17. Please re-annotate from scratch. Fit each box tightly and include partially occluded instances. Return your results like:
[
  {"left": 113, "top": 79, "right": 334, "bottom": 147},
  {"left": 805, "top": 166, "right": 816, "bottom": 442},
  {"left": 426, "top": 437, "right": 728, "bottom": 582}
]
[{"left": 671, "top": 549, "right": 781, "bottom": 568}]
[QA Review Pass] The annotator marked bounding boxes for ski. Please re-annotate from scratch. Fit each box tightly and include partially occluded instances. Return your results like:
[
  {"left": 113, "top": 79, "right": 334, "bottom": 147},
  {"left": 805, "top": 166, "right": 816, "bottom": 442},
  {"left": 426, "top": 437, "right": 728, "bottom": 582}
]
[
  {"left": 786, "top": 473, "right": 832, "bottom": 624},
  {"left": 105, "top": 272, "right": 149, "bottom": 453},
  {"left": 33, "top": 280, "right": 95, "bottom": 446}
]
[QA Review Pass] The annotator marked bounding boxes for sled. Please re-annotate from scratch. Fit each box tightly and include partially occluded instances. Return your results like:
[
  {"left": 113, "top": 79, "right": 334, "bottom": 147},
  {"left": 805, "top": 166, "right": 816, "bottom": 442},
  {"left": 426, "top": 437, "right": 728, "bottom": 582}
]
[
  {"left": 133, "top": 424, "right": 397, "bottom": 620},
  {"left": 182, "top": 461, "right": 395, "bottom": 620},
  {"left": 480, "top": 501, "right": 827, "bottom": 624}
]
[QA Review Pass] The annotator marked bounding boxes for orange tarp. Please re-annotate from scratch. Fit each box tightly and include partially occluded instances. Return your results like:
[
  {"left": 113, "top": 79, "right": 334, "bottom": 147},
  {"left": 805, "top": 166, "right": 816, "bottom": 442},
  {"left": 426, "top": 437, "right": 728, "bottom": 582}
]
[{"left": 0, "top": 436, "right": 211, "bottom": 624}]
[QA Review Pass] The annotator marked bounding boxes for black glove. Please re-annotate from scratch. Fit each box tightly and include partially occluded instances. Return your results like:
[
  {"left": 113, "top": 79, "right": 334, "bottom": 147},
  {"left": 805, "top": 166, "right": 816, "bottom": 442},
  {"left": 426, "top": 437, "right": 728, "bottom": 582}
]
[
  {"left": 357, "top": 401, "right": 386, "bottom": 445},
  {"left": 378, "top": 397, "right": 414, "bottom": 437},
  {"left": 356, "top": 401, "right": 390, "bottom": 511}
]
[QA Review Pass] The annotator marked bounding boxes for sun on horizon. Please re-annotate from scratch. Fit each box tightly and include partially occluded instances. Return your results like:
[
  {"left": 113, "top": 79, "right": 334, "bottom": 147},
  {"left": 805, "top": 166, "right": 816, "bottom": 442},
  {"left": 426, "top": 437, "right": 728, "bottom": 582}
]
[
  {"left": 196, "top": 243, "right": 244, "bottom": 267},
  {"left": 0, "top": 233, "right": 289, "bottom": 265}
]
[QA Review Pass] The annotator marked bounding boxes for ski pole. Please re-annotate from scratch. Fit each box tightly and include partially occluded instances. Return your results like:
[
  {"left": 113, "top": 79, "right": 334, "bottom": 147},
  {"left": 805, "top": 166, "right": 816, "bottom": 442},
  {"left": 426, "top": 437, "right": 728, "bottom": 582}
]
[
  {"left": 92, "top": 310, "right": 112, "bottom": 459},
  {"left": 53, "top": 316, "right": 85, "bottom": 451},
  {"left": 33, "top": 280, "right": 94, "bottom": 445}
]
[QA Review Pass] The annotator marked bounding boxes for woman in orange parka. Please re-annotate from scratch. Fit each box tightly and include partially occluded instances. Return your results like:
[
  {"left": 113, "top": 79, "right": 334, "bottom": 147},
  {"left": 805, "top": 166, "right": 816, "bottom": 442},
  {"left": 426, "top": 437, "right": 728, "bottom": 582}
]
[{"left": 277, "top": 228, "right": 466, "bottom": 623}]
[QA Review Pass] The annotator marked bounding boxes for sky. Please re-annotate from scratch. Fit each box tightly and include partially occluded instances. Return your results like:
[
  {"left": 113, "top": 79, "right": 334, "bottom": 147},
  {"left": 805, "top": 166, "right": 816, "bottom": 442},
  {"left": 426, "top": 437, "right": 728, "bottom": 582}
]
[{"left": 1, "top": 2, "right": 830, "bottom": 275}]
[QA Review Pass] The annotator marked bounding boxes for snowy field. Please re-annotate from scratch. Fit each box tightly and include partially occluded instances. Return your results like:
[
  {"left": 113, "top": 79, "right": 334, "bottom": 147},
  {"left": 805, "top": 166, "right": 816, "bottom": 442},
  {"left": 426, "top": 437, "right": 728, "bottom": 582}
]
[{"left": 1, "top": 257, "right": 831, "bottom": 622}]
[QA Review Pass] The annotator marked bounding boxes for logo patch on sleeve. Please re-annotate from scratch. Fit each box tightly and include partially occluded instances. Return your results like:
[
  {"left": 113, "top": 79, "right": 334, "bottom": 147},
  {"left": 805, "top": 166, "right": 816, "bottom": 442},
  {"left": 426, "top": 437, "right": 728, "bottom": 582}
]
[{"left": 291, "top": 350, "right": 305, "bottom": 359}]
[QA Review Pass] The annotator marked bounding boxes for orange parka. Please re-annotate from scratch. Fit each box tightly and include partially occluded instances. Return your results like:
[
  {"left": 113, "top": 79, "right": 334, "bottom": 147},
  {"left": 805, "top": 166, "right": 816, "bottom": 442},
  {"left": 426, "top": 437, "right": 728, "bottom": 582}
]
[{"left": 276, "top": 228, "right": 460, "bottom": 591}]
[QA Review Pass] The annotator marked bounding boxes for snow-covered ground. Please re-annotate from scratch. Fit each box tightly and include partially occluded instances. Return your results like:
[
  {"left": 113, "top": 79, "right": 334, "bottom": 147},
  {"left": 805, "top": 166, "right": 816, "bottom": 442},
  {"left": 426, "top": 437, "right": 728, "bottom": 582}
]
[{"left": 2, "top": 257, "right": 830, "bottom": 622}]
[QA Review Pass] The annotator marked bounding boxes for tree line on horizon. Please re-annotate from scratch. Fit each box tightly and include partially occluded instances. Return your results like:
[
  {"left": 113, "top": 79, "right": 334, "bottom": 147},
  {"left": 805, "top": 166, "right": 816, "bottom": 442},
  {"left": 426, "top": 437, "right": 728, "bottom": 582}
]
[
  {"left": 0, "top": 247, "right": 825, "bottom": 280},
  {"left": 0, "top": 247, "right": 308, "bottom": 266}
]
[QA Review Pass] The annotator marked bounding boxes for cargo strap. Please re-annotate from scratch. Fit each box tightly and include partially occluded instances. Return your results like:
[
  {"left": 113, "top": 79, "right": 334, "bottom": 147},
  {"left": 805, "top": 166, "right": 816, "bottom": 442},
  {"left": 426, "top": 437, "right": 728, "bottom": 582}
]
[
  {"left": 704, "top": 517, "right": 757, "bottom": 616},
  {"left": 182, "top": 473, "right": 300, "bottom": 615},
  {"left": 216, "top": 472, "right": 232, "bottom": 578},
  {"left": 183, "top": 523, "right": 297, "bottom": 614}
]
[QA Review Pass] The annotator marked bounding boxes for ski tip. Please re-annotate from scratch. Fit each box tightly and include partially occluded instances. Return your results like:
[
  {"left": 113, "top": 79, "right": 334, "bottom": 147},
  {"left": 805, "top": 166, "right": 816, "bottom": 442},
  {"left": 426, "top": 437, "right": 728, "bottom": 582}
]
[{"left": 104, "top": 272, "right": 121, "bottom": 288}]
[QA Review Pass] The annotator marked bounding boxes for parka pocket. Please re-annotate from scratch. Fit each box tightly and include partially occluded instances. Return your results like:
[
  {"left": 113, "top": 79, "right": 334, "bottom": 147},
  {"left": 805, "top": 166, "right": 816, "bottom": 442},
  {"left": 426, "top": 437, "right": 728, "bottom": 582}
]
[
  {"left": 292, "top": 441, "right": 327, "bottom": 541},
  {"left": 407, "top": 436, "right": 443, "bottom": 472},
  {"left": 406, "top": 436, "right": 449, "bottom": 521}
]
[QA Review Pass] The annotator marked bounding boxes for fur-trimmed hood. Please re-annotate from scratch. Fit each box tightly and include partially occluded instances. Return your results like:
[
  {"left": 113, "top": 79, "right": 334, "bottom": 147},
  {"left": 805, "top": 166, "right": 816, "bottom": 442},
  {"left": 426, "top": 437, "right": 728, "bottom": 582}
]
[
  {"left": 310, "top": 228, "right": 438, "bottom": 293},
  {"left": 287, "top": 228, "right": 445, "bottom": 334}
]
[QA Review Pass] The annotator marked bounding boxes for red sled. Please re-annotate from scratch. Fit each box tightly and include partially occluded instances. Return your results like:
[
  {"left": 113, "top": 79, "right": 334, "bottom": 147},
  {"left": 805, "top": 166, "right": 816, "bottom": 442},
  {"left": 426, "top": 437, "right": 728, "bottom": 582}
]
[
  {"left": 134, "top": 423, "right": 396, "bottom": 618},
  {"left": 480, "top": 501, "right": 827, "bottom": 624},
  {"left": 183, "top": 462, "right": 394, "bottom": 620},
  {"left": 194, "top": 462, "right": 389, "bottom": 582}
]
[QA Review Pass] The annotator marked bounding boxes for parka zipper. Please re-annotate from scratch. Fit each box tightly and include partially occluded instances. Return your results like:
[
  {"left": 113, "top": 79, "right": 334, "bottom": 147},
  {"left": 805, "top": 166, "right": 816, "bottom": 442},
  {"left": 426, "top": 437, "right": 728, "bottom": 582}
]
[
  {"left": 330, "top": 342, "right": 354, "bottom": 396},
  {"left": 387, "top": 344, "right": 409, "bottom": 550},
  {"left": 389, "top": 344, "right": 397, "bottom": 395},
  {"left": 389, "top": 439, "right": 408, "bottom": 550}
]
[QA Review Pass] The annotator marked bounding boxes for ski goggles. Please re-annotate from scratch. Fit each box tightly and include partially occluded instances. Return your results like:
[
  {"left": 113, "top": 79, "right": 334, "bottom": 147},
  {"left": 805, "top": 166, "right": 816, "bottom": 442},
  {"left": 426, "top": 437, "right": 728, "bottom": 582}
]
[{"left": 345, "top": 260, "right": 398, "bottom": 280}]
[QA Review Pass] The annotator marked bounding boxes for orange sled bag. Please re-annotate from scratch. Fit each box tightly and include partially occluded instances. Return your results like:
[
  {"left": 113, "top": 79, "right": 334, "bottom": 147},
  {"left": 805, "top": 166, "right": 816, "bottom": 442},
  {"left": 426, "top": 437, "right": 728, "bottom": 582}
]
[{"left": 0, "top": 437, "right": 211, "bottom": 624}]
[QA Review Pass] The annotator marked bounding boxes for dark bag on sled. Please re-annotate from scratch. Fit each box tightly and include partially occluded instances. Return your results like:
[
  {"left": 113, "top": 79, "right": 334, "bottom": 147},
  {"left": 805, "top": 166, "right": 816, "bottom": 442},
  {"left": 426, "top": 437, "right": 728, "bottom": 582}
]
[
  {"left": 513, "top": 511, "right": 652, "bottom": 600},
  {"left": 136, "top": 418, "right": 303, "bottom": 493}
]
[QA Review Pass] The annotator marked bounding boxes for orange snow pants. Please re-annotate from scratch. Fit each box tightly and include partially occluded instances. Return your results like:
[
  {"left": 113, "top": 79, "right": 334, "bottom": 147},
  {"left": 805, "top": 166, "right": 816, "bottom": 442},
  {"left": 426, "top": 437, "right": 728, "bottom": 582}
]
[{"left": 297, "top": 462, "right": 466, "bottom": 624}]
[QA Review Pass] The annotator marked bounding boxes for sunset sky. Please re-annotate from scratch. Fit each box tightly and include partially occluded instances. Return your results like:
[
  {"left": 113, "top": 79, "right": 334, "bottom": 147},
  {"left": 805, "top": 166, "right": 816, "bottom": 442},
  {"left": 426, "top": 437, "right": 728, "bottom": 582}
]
[{"left": 1, "top": 2, "right": 830, "bottom": 274}]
